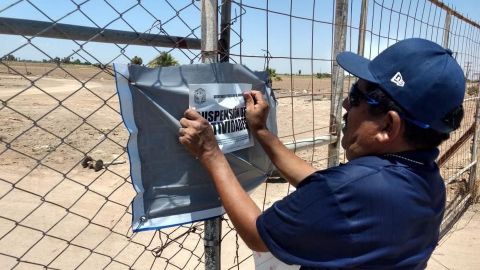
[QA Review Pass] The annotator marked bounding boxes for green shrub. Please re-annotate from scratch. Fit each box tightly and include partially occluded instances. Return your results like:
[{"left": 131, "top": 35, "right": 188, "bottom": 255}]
[{"left": 467, "top": 85, "right": 478, "bottom": 96}]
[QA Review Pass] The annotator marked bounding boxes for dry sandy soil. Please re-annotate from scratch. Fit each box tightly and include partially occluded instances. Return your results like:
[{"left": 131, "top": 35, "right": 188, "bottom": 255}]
[{"left": 0, "top": 62, "right": 477, "bottom": 269}]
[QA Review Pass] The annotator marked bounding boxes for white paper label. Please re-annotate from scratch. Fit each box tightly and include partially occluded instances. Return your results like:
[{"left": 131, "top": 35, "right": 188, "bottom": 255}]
[{"left": 189, "top": 83, "right": 254, "bottom": 153}]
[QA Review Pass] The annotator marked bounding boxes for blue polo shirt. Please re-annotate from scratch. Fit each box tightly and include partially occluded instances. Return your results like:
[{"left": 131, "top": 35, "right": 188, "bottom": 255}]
[{"left": 257, "top": 149, "right": 445, "bottom": 270}]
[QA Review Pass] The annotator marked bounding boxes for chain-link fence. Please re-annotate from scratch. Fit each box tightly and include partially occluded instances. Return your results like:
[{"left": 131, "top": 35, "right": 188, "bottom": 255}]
[{"left": 0, "top": 0, "right": 479, "bottom": 269}]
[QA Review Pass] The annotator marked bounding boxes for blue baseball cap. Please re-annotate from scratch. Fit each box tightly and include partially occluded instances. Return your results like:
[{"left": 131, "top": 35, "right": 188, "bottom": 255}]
[{"left": 337, "top": 38, "right": 465, "bottom": 133}]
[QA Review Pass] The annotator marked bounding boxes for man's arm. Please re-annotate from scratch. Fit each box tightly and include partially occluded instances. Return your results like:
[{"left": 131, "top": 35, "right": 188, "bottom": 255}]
[
  {"left": 179, "top": 109, "right": 268, "bottom": 252},
  {"left": 244, "top": 91, "right": 316, "bottom": 187}
]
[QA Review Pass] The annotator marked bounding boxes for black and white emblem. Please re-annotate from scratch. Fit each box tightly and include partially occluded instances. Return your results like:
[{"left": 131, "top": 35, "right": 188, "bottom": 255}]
[
  {"left": 193, "top": 88, "right": 206, "bottom": 104},
  {"left": 390, "top": 72, "right": 405, "bottom": 87}
]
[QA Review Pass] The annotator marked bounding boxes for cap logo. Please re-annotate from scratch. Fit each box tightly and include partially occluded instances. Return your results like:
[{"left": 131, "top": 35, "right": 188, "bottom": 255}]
[{"left": 391, "top": 72, "right": 405, "bottom": 87}]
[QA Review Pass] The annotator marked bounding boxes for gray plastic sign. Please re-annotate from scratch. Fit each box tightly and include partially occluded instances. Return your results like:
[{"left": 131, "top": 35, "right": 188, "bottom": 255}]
[{"left": 113, "top": 63, "right": 277, "bottom": 232}]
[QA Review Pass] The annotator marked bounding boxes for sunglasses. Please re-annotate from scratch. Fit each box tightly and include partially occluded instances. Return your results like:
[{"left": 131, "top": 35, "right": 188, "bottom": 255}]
[
  {"left": 348, "top": 83, "right": 380, "bottom": 107},
  {"left": 348, "top": 83, "right": 430, "bottom": 129}
]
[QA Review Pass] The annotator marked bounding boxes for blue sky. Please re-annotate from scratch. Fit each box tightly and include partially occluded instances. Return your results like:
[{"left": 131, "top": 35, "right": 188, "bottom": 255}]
[{"left": 1, "top": 0, "right": 478, "bottom": 75}]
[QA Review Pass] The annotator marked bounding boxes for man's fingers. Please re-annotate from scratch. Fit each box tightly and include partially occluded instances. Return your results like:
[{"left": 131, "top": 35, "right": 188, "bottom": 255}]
[
  {"left": 244, "top": 92, "right": 254, "bottom": 108},
  {"left": 180, "top": 117, "right": 192, "bottom": 128},
  {"left": 244, "top": 90, "right": 265, "bottom": 107},
  {"left": 178, "top": 136, "right": 189, "bottom": 146},
  {"left": 250, "top": 90, "right": 266, "bottom": 105},
  {"left": 179, "top": 120, "right": 198, "bottom": 133},
  {"left": 184, "top": 108, "right": 202, "bottom": 120},
  {"left": 179, "top": 126, "right": 193, "bottom": 136}
]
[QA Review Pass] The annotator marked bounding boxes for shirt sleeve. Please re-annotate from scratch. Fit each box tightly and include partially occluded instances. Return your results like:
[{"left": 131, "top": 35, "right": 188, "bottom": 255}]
[{"left": 256, "top": 170, "right": 357, "bottom": 267}]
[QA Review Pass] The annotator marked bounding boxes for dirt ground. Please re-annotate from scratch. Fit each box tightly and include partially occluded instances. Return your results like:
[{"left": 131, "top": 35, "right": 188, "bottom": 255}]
[{"left": 0, "top": 62, "right": 477, "bottom": 269}]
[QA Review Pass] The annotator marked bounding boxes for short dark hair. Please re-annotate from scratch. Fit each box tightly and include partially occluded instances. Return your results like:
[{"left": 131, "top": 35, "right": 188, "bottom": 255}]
[{"left": 365, "top": 87, "right": 462, "bottom": 149}]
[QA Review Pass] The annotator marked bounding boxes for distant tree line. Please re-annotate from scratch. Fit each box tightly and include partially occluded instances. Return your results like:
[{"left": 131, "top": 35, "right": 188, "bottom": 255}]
[
  {"left": 1, "top": 52, "right": 181, "bottom": 69},
  {"left": 129, "top": 52, "right": 179, "bottom": 68},
  {"left": 265, "top": 68, "right": 333, "bottom": 79},
  {"left": 316, "top": 72, "right": 331, "bottom": 79},
  {"left": 42, "top": 56, "right": 92, "bottom": 65},
  {"left": 1, "top": 54, "right": 17, "bottom": 61},
  {"left": 2, "top": 53, "right": 340, "bottom": 79},
  {"left": 1, "top": 54, "right": 93, "bottom": 65}
]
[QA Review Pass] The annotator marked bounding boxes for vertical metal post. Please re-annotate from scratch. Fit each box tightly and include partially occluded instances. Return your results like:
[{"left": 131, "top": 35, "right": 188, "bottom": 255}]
[
  {"left": 443, "top": 11, "right": 451, "bottom": 48},
  {"left": 201, "top": 1, "right": 221, "bottom": 270},
  {"left": 219, "top": 0, "right": 231, "bottom": 63},
  {"left": 469, "top": 74, "right": 480, "bottom": 199},
  {"left": 357, "top": 0, "right": 368, "bottom": 56},
  {"left": 202, "top": 0, "right": 219, "bottom": 64},
  {"left": 328, "top": 0, "right": 349, "bottom": 167}
]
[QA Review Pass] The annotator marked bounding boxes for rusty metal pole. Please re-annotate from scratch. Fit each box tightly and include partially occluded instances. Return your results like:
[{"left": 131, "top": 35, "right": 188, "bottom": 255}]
[
  {"left": 0, "top": 17, "right": 202, "bottom": 49},
  {"left": 443, "top": 11, "right": 451, "bottom": 48},
  {"left": 327, "top": 0, "right": 349, "bottom": 167},
  {"left": 357, "top": 0, "right": 368, "bottom": 57},
  {"left": 201, "top": 1, "right": 221, "bottom": 269},
  {"left": 469, "top": 73, "right": 480, "bottom": 200}
]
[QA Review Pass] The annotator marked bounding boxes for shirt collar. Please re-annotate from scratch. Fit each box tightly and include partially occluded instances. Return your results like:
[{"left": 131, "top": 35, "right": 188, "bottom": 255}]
[{"left": 382, "top": 148, "right": 439, "bottom": 166}]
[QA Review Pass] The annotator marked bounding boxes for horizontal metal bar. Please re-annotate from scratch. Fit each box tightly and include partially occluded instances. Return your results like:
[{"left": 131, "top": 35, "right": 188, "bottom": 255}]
[
  {"left": 268, "top": 135, "right": 337, "bottom": 183},
  {"left": 429, "top": 0, "right": 480, "bottom": 29},
  {"left": 0, "top": 17, "right": 201, "bottom": 49},
  {"left": 463, "top": 96, "right": 479, "bottom": 102},
  {"left": 437, "top": 123, "right": 475, "bottom": 167},
  {"left": 445, "top": 160, "right": 477, "bottom": 185},
  {"left": 284, "top": 135, "right": 337, "bottom": 151}
]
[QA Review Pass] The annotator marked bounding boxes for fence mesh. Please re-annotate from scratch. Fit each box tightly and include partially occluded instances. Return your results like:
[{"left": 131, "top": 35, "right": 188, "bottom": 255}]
[{"left": 0, "top": 0, "right": 479, "bottom": 269}]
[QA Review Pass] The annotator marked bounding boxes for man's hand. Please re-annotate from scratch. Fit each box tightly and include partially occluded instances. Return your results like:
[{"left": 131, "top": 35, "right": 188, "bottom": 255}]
[
  {"left": 244, "top": 90, "right": 316, "bottom": 187},
  {"left": 244, "top": 91, "right": 269, "bottom": 134},
  {"left": 179, "top": 108, "right": 220, "bottom": 162},
  {"left": 179, "top": 107, "right": 268, "bottom": 252}
]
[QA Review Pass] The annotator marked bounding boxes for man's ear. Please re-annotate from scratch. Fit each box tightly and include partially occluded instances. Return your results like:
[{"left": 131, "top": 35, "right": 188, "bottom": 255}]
[{"left": 375, "top": 111, "right": 403, "bottom": 143}]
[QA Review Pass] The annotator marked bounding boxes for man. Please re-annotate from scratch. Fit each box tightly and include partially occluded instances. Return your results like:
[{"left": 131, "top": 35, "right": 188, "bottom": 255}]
[{"left": 178, "top": 38, "right": 465, "bottom": 269}]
